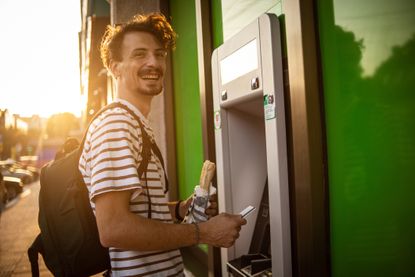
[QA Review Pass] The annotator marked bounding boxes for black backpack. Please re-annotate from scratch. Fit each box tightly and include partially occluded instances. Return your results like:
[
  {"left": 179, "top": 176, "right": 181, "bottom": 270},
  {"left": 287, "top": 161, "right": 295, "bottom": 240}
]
[{"left": 28, "top": 102, "right": 168, "bottom": 277}]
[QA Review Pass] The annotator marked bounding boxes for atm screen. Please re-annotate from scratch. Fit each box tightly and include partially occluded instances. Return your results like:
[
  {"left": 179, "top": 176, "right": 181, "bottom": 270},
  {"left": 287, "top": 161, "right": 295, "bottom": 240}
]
[{"left": 220, "top": 39, "right": 258, "bottom": 85}]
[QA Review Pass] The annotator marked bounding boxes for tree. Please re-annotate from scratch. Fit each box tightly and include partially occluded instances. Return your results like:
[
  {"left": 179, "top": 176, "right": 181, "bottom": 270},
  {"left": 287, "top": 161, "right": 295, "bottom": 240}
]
[{"left": 46, "top": 113, "right": 80, "bottom": 138}]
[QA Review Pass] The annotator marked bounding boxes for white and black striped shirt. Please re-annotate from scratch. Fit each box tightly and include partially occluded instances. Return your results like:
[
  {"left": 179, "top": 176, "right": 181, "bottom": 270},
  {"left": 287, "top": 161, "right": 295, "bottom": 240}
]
[{"left": 79, "top": 98, "right": 184, "bottom": 276}]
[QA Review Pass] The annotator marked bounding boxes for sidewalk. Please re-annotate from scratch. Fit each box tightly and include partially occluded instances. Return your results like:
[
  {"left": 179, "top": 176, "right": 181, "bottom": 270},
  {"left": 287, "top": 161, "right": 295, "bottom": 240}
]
[
  {"left": 0, "top": 181, "right": 52, "bottom": 276},
  {"left": 0, "top": 182, "right": 200, "bottom": 277}
]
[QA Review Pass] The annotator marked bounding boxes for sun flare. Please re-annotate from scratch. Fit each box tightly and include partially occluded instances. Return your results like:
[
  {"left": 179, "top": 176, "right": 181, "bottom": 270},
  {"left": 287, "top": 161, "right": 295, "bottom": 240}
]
[{"left": 0, "top": 0, "right": 82, "bottom": 119}]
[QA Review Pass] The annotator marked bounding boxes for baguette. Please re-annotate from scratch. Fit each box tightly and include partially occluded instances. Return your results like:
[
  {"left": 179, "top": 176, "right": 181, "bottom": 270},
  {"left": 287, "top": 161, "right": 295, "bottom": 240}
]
[{"left": 199, "top": 160, "right": 216, "bottom": 191}]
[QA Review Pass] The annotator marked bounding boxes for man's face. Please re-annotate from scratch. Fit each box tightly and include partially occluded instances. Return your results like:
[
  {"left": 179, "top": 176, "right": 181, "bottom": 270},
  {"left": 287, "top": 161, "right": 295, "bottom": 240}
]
[{"left": 115, "top": 31, "right": 167, "bottom": 96}]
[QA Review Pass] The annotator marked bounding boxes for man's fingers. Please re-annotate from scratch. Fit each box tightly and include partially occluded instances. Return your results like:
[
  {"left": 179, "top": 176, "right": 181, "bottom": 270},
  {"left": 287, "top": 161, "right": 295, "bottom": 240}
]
[
  {"left": 208, "top": 201, "right": 218, "bottom": 209},
  {"left": 209, "top": 193, "right": 217, "bottom": 201}
]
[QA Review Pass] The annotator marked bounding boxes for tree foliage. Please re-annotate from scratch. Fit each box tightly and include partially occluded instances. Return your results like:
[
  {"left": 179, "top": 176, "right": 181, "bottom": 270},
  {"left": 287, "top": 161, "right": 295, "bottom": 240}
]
[{"left": 46, "top": 113, "right": 80, "bottom": 138}]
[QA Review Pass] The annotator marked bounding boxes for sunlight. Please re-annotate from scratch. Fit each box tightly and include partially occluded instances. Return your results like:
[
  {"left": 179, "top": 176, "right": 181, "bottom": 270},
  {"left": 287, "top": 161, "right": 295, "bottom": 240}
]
[
  {"left": 6, "top": 87, "right": 83, "bottom": 118},
  {"left": 0, "top": 0, "right": 82, "bottom": 118}
]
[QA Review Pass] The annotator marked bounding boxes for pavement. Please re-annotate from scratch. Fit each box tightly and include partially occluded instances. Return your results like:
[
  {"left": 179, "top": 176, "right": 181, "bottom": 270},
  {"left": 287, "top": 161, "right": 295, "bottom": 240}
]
[
  {"left": 0, "top": 181, "right": 52, "bottom": 276},
  {"left": 0, "top": 181, "right": 199, "bottom": 277}
]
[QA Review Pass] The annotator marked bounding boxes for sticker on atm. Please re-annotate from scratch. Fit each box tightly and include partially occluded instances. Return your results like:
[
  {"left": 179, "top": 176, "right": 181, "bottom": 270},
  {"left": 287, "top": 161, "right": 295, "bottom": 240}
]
[
  {"left": 264, "top": 94, "right": 276, "bottom": 120},
  {"left": 214, "top": 111, "right": 221, "bottom": 129}
]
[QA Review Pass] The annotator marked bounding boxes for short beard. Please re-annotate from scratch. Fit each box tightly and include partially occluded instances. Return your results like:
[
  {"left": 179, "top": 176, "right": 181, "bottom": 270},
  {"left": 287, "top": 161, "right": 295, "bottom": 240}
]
[{"left": 139, "top": 86, "right": 163, "bottom": 96}]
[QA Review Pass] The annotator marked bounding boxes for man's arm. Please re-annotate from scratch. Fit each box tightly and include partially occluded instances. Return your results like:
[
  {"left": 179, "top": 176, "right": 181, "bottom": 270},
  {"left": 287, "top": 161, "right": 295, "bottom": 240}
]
[{"left": 95, "top": 190, "right": 245, "bottom": 251}]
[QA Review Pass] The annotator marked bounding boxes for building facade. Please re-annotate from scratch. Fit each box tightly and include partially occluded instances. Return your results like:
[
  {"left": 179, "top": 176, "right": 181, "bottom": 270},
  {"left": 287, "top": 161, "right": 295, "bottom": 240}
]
[{"left": 79, "top": 0, "right": 415, "bottom": 276}]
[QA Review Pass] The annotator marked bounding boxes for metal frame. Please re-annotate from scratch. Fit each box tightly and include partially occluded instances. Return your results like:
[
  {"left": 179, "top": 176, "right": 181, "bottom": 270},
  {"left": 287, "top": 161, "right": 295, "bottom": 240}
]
[
  {"left": 282, "top": 0, "right": 330, "bottom": 276},
  {"left": 195, "top": 1, "right": 222, "bottom": 276}
]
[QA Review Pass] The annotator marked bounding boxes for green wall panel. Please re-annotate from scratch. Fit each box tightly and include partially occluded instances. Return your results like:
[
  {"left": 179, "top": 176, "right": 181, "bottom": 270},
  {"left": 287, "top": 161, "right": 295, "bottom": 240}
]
[
  {"left": 211, "top": 0, "right": 223, "bottom": 48},
  {"left": 93, "top": 0, "right": 110, "bottom": 16},
  {"left": 317, "top": 0, "right": 415, "bottom": 276},
  {"left": 170, "top": 0, "right": 204, "bottom": 200}
]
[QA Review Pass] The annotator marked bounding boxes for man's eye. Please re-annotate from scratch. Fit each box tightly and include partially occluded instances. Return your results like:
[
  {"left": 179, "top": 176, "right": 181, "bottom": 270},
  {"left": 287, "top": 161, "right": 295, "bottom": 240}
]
[
  {"left": 133, "top": 52, "right": 146, "bottom": 58},
  {"left": 156, "top": 51, "right": 167, "bottom": 58}
]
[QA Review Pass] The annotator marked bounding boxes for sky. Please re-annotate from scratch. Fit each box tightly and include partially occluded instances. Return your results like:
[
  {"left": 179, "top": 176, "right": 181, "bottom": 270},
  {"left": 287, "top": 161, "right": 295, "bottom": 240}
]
[
  {"left": 0, "top": 0, "right": 82, "bottom": 118},
  {"left": 334, "top": 0, "right": 415, "bottom": 76}
]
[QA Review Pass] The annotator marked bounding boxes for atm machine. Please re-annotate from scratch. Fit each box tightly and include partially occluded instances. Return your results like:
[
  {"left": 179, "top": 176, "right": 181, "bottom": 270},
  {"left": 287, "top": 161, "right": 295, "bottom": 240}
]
[{"left": 211, "top": 14, "right": 291, "bottom": 277}]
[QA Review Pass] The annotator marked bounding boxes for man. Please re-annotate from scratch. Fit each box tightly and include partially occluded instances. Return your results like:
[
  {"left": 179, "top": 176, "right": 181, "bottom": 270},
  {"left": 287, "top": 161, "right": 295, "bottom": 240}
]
[{"left": 79, "top": 13, "right": 246, "bottom": 276}]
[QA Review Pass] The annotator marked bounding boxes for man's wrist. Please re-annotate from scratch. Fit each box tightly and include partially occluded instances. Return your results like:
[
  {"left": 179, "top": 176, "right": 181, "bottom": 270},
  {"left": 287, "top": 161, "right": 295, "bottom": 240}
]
[
  {"left": 192, "top": 223, "right": 200, "bottom": 245},
  {"left": 175, "top": 200, "right": 184, "bottom": 222}
]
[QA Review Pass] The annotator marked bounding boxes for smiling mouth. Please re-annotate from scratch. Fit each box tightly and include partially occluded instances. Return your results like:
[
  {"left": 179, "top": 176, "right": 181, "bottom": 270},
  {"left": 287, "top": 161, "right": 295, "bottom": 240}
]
[
  {"left": 139, "top": 70, "right": 162, "bottom": 81},
  {"left": 141, "top": 74, "right": 160, "bottom": 80}
]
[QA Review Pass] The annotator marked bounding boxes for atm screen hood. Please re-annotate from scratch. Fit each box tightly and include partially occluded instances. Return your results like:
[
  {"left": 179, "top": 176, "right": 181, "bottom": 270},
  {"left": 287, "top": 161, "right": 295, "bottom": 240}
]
[{"left": 220, "top": 39, "right": 258, "bottom": 85}]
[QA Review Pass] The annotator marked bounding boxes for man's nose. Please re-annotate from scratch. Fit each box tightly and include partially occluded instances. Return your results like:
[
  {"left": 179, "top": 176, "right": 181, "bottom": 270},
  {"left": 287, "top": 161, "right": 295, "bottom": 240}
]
[{"left": 145, "top": 53, "right": 161, "bottom": 66}]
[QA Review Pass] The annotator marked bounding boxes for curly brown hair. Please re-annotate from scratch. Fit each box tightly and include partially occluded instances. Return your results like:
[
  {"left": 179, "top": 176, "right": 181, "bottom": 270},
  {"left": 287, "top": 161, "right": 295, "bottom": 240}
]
[{"left": 100, "top": 12, "right": 176, "bottom": 70}]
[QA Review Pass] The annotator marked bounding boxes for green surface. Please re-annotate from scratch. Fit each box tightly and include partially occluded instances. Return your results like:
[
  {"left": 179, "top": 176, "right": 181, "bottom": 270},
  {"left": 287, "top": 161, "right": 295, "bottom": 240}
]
[
  {"left": 93, "top": 0, "right": 110, "bottom": 16},
  {"left": 317, "top": 0, "right": 415, "bottom": 276},
  {"left": 211, "top": 0, "right": 224, "bottom": 48},
  {"left": 170, "top": 1, "right": 204, "bottom": 201}
]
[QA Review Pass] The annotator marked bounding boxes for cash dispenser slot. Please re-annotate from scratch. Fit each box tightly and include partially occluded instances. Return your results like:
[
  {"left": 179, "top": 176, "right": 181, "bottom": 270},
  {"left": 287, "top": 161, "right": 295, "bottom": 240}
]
[{"left": 227, "top": 182, "right": 272, "bottom": 277}]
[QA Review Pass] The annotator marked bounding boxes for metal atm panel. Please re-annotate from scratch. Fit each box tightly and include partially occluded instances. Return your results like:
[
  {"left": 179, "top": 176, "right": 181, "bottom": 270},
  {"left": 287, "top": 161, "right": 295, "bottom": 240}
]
[{"left": 212, "top": 14, "right": 291, "bottom": 277}]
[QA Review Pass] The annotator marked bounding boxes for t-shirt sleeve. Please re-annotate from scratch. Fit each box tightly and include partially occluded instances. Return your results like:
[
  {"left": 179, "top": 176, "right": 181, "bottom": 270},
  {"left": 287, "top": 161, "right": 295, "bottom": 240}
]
[{"left": 88, "top": 112, "right": 143, "bottom": 202}]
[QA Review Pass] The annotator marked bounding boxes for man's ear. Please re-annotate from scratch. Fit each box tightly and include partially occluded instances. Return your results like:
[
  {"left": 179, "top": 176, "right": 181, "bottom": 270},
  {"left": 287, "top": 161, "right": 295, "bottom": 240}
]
[{"left": 110, "top": 61, "right": 121, "bottom": 79}]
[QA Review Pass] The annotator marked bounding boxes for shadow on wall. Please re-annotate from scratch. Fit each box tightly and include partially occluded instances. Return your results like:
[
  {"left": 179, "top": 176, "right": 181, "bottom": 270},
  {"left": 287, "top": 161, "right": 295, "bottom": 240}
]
[{"left": 324, "top": 24, "right": 415, "bottom": 276}]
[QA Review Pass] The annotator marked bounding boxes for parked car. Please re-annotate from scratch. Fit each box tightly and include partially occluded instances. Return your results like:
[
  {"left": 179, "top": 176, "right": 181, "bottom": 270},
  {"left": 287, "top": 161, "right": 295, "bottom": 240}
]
[
  {"left": 2, "top": 159, "right": 39, "bottom": 180},
  {"left": 0, "top": 161, "right": 34, "bottom": 184},
  {"left": 3, "top": 159, "right": 40, "bottom": 181},
  {"left": 23, "top": 164, "right": 40, "bottom": 181},
  {"left": 0, "top": 173, "right": 7, "bottom": 212},
  {"left": 2, "top": 175, "right": 24, "bottom": 201}
]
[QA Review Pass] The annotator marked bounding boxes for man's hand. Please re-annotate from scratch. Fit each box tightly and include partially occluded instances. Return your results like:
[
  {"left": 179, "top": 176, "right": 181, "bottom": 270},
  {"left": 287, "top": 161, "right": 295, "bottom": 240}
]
[
  {"left": 179, "top": 195, "right": 193, "bottom": 219},
  {"left": 179, "top": 192, "right": 218, "bottom": 220},
  {"left": 199, "top": 213, "right": 247, "bottom": 248}
]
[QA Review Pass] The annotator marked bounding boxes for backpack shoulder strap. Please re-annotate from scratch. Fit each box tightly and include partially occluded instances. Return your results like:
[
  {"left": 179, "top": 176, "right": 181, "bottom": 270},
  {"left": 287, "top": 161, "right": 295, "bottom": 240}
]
[
  {"left": 28, "top": 234, "right": 43, "bottom": 277},
  {"left": 79, "top": 102, "right": 154, "bottom": 178},
  {"left": 77, "top": 102, "right": 123, "bottom": 158},
  {"left": 136, "top": 121, "right": 151, "bottom": 179},
  {"left": 112, "top": 102, "right": 169, "bottom": 193}
]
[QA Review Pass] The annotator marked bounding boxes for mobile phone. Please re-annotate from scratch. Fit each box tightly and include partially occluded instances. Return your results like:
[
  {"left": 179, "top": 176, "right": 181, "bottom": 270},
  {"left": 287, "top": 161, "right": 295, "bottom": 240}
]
[{"left": 239, "top": 205, "right": 256, "bottom": 218}]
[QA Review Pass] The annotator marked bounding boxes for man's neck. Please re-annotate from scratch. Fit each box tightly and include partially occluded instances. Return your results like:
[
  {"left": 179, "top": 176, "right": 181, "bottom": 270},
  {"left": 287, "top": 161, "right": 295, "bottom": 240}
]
[{"left": 117, "top": 90, "right": 153, "bottom": 117}]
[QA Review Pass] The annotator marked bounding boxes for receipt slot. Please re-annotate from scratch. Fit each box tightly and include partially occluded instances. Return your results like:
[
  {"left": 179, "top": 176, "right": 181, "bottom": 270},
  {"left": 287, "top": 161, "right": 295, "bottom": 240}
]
[{"left": 212, "top": 14, "right": 291, "bottom": 276}]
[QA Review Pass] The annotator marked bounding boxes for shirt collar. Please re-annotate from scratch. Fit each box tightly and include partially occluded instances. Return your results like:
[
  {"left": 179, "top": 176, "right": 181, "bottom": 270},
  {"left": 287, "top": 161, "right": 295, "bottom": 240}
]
[{"left": 113, "top": 98, "right": 151, "bottom": 128}]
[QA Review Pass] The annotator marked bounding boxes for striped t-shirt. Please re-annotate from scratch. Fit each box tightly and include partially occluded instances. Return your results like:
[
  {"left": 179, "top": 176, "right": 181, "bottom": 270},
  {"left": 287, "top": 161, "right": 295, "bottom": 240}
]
[{"left": 79, "top": 99, "right": 184, "bottom": 276}]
